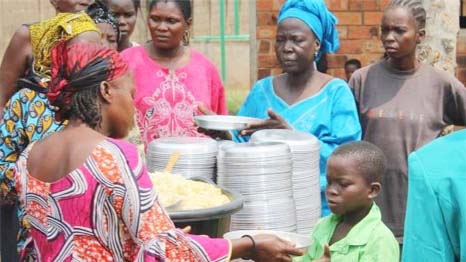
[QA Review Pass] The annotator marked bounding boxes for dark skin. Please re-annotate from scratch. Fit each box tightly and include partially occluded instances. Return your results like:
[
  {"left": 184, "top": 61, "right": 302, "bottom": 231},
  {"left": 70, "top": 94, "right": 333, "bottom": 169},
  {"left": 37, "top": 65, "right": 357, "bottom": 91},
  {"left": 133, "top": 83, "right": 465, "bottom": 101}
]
[
  {"left": 198, "top": 18, "right": 334, "bottom": 139},
  {"left": 109, "top": 0, "right": 138, "bottom": 52},
  {"left": 27, "top": 72, "right": 136, "bottom": 182},
  {"left": 26, "top": 71, "right": 302, "bottom": 261},
  {"left": 381, "top": 7, "right": 425, "bottom": 71},
  {"left": 344, "top": 64, "right": 359, "bottom": 82},
  {"left": 0, "top": 0, "right": 100, "bottom": 115},
  {"left": 97, "top": 23, "right": 119, "bottom": 50},
  {"left": 240, "top": 18, "right": 334, "bottom": 136},
  {"left": 145, "top": 1, "right": 192, "bottom": 69},
  {"left": 323, "top": 156, "right": 381, "bottom": 259},
  {"left": 199, "top": 18, "right": 335, "bottom": 138}
]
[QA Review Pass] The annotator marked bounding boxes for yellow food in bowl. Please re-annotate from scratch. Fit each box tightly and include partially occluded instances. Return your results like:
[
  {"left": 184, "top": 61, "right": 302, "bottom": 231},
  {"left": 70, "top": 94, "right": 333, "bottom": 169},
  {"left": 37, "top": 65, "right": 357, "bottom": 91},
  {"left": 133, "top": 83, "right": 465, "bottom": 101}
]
[{"left": 149, "top": 172, "right": 230, "bottom": 211}]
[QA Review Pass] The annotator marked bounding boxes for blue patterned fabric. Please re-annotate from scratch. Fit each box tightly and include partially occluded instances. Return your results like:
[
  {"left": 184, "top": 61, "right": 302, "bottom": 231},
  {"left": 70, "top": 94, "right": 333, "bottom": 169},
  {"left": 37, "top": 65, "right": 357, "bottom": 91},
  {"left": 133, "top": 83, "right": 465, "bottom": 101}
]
[
  {"left": 233, "top": 77, "right": 361, "bottom": 216},
  {"left": 0, "top": 89, "right": 64, "bottom": 201}
]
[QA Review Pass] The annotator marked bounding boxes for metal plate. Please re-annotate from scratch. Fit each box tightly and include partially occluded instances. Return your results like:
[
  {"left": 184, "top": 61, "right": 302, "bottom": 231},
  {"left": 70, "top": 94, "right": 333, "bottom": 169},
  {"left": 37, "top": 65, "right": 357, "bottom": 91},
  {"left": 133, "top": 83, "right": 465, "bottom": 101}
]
[{"left": 194, "top": 115, "right": 262, "bottom": 131}]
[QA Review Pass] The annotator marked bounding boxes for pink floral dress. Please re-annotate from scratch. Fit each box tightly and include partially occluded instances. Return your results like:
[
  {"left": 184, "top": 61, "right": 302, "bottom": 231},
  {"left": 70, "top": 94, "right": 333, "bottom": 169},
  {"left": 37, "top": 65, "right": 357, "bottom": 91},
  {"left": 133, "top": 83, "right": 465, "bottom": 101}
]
[
  {"left": 121, "top": 47, "right": 227, "bottom": 148},
  {"left": 14, "top": 138, "right": 230, "bottom": 261}
]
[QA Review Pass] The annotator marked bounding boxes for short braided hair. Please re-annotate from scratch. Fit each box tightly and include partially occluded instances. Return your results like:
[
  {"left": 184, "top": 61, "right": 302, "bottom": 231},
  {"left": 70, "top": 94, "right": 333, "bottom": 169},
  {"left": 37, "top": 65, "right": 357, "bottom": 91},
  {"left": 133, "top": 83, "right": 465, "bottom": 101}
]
[
  {"left": 386, "top": 0, "right": 426, "bottom": 30},
  {"left": 53, "top": 57, "right": 111, "bottom": 129}
]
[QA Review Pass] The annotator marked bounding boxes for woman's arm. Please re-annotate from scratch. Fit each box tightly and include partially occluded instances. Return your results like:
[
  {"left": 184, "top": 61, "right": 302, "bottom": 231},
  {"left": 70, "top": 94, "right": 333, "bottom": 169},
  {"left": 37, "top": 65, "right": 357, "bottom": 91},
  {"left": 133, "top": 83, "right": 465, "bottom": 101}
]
[{"left": 0, "top": 25, "right": 32, "bottom": 114}]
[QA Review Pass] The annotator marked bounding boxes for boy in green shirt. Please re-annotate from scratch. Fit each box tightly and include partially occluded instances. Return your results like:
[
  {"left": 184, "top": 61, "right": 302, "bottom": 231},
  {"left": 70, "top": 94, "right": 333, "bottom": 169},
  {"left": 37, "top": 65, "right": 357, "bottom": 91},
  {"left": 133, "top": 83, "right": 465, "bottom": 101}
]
[{"left": 294, "top": 141, "right": 399, "bottom": 262}]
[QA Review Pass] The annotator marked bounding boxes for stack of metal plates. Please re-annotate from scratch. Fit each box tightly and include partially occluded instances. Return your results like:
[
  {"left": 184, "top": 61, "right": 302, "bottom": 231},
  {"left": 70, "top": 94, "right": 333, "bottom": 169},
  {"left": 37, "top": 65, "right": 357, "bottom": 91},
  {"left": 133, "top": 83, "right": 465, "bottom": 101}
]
[
  {"left": 146, "top": 137, "right": 218, "bottom": 181},
  {"left": 251, "top": 129, "right": 321, "bottom": 235},
  {"left": 217, "top": 142, "right": 297, "bottom": 232}
]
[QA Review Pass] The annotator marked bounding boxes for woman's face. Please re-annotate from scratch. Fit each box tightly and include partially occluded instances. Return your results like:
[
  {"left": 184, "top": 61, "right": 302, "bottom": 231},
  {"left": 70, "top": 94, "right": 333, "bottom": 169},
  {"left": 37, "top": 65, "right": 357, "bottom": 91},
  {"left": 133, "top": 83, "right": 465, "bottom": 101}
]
[
  {"left": 147, "top": 1, "right": 190, "bottom": 50},
  {"left": 105, "top": 72, "right": 136, "bottom": 138},
  {"left": 97, "top": 23, "right": 118, "bottom": 50},
  {"left": 50, "top": 0, "right": 93, "bottom": 13},
  {"left": 275, "top": 18, "right": 319, "bottom": 74},
  {"left": 380, "top": 7, "right": 424, "bottom": 60},
  {"left": 109, "top": 0, "right": 137, "bottom": 44}
]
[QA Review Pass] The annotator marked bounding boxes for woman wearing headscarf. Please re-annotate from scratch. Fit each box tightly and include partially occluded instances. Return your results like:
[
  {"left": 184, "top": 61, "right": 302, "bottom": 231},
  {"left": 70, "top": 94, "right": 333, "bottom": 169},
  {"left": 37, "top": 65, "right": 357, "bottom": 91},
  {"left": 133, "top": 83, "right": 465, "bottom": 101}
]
[
  {"left": 0, "top": 1, "right": 122, "bottom": 205},
  {"left": 232, "top": 0, "right": 361, "bottom": 216},
  {"left": 0, "top": 3, "right": 100, "bottom": 260},
  {"left": 12, "top": 42, "right": 302, "bottom": 262},
  {"left": 87, "top": 0, "right": 121, "bottom": 50}
]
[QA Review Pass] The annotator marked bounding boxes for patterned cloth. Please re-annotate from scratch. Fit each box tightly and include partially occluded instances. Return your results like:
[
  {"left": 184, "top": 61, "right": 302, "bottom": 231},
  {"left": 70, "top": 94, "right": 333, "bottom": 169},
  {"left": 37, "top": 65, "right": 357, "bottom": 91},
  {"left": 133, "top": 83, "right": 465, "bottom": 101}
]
[
  {"left": 121, "top": 46, "right": 227, "bottom": 148},
  {"left": 14, "top": 138, "right": 231, "bottom": 261},
  {"left": 29, "top": 12, "right": 98, "bottom": 84},
  {"left": 0, "top": 14, "right": 98, "bottom": 202},
  {"left": 0, "top": 90, "right": 64, "bottom": 202},
  {"left": 233, "top": 77, "right": 361, "bottom": 216}
]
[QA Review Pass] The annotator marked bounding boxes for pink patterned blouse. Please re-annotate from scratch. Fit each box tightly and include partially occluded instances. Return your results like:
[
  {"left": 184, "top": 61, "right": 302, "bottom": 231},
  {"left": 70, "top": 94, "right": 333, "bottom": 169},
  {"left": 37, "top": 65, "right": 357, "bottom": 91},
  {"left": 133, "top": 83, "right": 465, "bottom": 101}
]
[
  {"left": 121, "top": 46, "right": 227, "bottom": 147},
  {"left": 14, "top": 138, "right": 231, "bottom": 261}
]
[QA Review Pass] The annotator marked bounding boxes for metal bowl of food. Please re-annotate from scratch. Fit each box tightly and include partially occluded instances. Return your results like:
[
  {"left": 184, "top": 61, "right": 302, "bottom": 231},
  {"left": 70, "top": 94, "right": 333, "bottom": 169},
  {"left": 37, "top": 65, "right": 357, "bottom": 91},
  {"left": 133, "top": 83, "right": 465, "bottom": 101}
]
[{"left": 168, "top": 177, "right": 244, "bottom": 238}]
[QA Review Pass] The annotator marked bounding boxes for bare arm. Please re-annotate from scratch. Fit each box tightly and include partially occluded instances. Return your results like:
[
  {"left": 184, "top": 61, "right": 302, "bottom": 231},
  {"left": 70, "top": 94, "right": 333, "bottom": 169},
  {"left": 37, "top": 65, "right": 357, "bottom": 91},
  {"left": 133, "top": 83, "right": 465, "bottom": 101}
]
[{"left": 0, "top": 25, "right": 32, "bottom": 113}]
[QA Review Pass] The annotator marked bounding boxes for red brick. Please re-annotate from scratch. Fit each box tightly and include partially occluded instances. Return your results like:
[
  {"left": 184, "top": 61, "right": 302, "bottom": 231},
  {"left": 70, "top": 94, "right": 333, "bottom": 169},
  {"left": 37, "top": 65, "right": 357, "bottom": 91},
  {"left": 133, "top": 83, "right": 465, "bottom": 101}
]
[
  {"left": 338, "top": 39, "right": 365, "bottom": 54},
  {"left": 456, "top": 68, "right": 466, "bottom": 82},
  {"left": 347, "top": 25, "right": 379, "bottom": 39},
  {"left": 334, "top": 12, "right": 362, "bottom": 25},
  {"left": 258, "top": 54, "right": 279, "bottom": 68},
  {"left": 272, "top": 0, "right": 286, "bottom": 11},
  {"left": 349, "top": 0, "right": 380, "bottom": 11},
  {"left": 326, "top": 54, "right": 348, "bottom": 68},
  {"left": 271, "top": 68, "right": 284, "bottom": 76},
  {"left": 257, "top": 12, "right": 277, "bottom": 26},
  {"left": 336, "top": 26, "right": 348, "bottom": 39},
  {"left": 258, "top": 40, "right": 272, "bottom": 54},
  {"left": 258, "top": 68, "right": 272, "bottom": 80},
  {"left": 327, "top": 68, "right": 346, "bottom": 80},
  {"left": 257, "top": 26, "right": 277, "bottom": 39},
  {"left": 347, "top": 54, "right": 383, "bottom": 67},
  {"left": 257, "top": 0, "right": 273, "bottom": 11},
  {"left": 457, "top": 55, "right": 466, "bottom": 66},
  {"left": 325, "top": 0, "right": 349, "bottom": 11},
  {"left": 364, "top": 12, "right": 384, "bottom": 25},
  {"left": 380, "top": 0, "right": 391, "bottom": 9},
  {"left": 363, "top": 39, "right": 384, "bottom": 54},
  {"left": 457, "top": 36, "right": 466, "bottom": 54}
]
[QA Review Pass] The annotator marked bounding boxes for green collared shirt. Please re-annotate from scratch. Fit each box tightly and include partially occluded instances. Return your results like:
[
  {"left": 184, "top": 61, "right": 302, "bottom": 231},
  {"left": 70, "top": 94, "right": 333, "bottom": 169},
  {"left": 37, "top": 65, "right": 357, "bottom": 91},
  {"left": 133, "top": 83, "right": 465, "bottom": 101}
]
[{"left": 294, "top": 204, "right": 399, "bottom": 262}]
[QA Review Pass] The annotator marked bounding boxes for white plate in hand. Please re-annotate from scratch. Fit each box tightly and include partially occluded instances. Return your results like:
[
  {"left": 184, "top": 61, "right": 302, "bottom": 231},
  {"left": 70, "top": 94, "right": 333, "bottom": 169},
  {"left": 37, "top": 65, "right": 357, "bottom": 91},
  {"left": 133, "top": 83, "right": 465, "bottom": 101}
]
[{"left": 194, "top": 115, "right": 262, "bottom": 131}]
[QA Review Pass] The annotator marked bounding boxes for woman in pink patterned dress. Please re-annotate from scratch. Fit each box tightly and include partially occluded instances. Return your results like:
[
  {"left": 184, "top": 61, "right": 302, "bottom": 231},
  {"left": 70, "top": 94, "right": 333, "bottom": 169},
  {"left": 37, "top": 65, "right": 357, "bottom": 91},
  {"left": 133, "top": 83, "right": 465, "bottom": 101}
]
[
  {"left": 121, "top": 0, "right": 227, "bottom": 148},
  {"left": 13, "top": 42, "right": 302, "bottom": 261}
]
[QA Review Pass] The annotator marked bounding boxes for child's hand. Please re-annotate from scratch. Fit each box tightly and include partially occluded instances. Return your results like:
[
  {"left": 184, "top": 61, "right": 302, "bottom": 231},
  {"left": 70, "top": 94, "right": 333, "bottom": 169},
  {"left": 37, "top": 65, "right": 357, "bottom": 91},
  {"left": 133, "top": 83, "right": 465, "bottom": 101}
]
[{"left": 316, "top": 245, "right": 331, "bottom": 262}]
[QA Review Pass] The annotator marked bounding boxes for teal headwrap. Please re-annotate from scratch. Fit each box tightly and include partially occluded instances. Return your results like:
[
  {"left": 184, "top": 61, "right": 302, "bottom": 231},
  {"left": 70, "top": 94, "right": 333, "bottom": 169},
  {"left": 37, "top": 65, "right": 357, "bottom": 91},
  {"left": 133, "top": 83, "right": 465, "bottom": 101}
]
[{"left": 277, "top": 0, "right": 339, "bottom": 60}]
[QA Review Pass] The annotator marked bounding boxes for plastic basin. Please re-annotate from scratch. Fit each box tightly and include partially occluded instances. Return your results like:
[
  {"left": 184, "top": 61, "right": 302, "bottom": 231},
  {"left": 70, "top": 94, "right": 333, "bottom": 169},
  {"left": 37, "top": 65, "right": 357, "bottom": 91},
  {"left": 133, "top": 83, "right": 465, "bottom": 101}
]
[{"left": 168, "top": 177, "right": 244, "bottom": 237}]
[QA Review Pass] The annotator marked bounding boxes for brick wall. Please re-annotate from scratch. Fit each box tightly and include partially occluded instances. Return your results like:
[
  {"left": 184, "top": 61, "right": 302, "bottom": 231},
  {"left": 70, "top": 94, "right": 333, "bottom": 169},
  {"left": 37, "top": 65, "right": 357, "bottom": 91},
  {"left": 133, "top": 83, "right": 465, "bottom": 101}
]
[
  {"left": 256, "top": 0, "right": 389, "bottom": 80},
  {"left": 257, "top": 0, "right": 464, "bottom": 83}
]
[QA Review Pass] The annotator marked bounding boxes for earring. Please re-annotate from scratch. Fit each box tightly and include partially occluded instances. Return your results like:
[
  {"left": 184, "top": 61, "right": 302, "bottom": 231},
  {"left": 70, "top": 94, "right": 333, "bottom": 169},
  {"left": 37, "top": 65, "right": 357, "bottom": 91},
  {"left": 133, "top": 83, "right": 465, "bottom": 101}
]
[
  {"left": 314, "top": 50, "right": 319, "bottom": 59},
  {"left": 183, "top": 30, "right": 190, "bottom": 46}
]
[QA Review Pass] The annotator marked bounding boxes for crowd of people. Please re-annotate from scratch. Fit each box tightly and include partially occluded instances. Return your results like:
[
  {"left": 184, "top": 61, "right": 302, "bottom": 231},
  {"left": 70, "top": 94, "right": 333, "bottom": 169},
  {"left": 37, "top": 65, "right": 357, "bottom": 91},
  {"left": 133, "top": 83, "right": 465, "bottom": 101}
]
[{"left": 0, "top": 0, "right": 464, "bottom": 261}]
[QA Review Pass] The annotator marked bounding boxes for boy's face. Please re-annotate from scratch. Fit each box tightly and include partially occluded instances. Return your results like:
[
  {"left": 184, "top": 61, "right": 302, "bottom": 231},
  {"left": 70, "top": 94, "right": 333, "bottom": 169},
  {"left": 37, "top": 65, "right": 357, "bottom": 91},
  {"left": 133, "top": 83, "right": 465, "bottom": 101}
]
[
  {"left": 325, "top": 156, "right": 374, "bottom": 216},
  {"left": 344, "top": 64, "right": 358, "bottom": 80}
]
